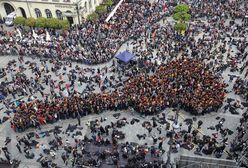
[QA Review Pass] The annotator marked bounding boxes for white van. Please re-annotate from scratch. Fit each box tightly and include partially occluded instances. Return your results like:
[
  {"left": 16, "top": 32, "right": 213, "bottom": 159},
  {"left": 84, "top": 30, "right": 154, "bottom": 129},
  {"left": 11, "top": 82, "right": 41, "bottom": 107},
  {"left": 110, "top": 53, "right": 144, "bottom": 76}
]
[{"left": 5, "top": 12, "right": 16, "bottom": 26}]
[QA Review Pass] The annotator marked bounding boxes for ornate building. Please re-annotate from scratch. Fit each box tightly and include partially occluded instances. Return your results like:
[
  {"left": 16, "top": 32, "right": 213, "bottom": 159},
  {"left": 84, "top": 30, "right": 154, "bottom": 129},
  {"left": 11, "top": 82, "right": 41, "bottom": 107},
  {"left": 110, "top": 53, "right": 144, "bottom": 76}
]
[{"left": 0, "top": 0, "right": 102, "bottom": 25}]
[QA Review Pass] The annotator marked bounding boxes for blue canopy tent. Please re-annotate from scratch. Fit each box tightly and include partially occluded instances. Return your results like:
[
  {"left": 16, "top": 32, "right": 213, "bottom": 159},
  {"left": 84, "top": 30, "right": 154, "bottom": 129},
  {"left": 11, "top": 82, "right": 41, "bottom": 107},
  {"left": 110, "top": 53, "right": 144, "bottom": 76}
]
[{"left": 115, "top": 51, "right": 135, "bottom": 63}]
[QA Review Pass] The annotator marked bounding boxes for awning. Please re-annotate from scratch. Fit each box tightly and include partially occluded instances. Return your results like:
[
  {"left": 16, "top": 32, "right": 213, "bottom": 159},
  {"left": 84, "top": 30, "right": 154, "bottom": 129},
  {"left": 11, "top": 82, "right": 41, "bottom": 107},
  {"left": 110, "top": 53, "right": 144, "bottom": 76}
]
[{"left": 115, "top": 50, "right": 135, "bottom": 63}]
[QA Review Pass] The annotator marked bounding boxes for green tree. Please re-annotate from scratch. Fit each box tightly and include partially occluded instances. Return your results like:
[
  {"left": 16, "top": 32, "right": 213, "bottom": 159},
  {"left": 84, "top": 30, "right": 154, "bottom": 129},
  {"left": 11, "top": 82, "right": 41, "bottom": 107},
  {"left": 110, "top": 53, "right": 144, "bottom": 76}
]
[
  {"left": 96, "top": 5, "right": 107, "bottom": 15},
  {"left": 104, "top": 0, "right": 113, "bottom": 6},
  {"left": 173, "top": 12, "right": 191, "bottom": 22},
  {"left": 35, "top": 17, "right": 47, "bottom": 27},
  {"left": 87, "top": 12, "right": 99, "bottom": 21},
  {"left": 174, "top": 22, "right": 187, "bottom": 33},
  {"left": 173, "top": 4, "right": 191, "bottom": 34},
  {"left": 25, "top": 17, "right": 36, "bottom": 27},
  {"left": 59, "top": 20, "right": 70, "bottom": 30},
  {"left": 174, "top": 4, "right": 190, "bottom": 14},
  {"left": 46, "top": 18, "right": 60, "bottom": 29},
  {"left": 14, "top": 16, "right": 26, "bottom": 25}
]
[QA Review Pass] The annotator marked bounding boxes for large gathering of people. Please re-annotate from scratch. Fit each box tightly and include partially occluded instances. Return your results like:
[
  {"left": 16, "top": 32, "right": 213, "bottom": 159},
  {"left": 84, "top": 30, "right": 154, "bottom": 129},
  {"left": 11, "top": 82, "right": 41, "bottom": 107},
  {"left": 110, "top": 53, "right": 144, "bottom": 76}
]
[
  {"left": 0, "top": 0, "right": 166, "bottom": 65},
  {"left": 10, "top": 58, "right": 226, "bottom": 132},
  {"left": 0, "top": 0, "right": 247, "bottom": 167}
]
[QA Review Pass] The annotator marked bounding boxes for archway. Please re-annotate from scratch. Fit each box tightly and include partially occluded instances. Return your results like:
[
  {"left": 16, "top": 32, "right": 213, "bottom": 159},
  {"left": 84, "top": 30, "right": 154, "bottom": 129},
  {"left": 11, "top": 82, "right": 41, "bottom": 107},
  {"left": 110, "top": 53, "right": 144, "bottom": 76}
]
[
  {"left": 17, "top": 7, "right": 26, "bottom": 18},
  {"left": 67, "top": 16, "right": 74, "bottom": 25},
  {"left": 64, "top": 11, "right": 74, "bottom": 25},
  {"left": 3, "top": 3, "right": 14, "bottom": 15}
]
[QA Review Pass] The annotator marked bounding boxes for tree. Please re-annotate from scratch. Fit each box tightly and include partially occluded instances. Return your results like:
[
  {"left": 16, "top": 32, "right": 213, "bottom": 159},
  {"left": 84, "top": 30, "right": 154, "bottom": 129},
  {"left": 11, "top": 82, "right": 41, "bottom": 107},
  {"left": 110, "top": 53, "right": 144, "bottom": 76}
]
[
  {"left": 25, "top": 17, "right": 36, "bottom": 27},
  {"left": 173, "top": 4, "right": 191, "bottom": 34},
  {"left": 104, "top": 0, "right": 113, "bottom": 6},
  {"left": 96, "top": 5, "right": 107, "bottom": 15},
  {"left": 87, "top": 12, "right": 99, "bottom": 21},
  {"left": 173, "top": 12, "right": 191, "bottom": 22},
  {"left": 174, "top": 4, "right": 190, "bottom": 14},
  {"left": 46, "top": 18, "right": 60, "bottom": 29},
  {"left": 174, "top": 22, "right": 187, "bottom": 34},
  {"left": 14, "top": 16, "right": 26, "bottom": 25},
  {"left": 35, "top": 17, "right": 47, "bottom": 27},
  {"left": 59, "top": 20, "right": 70, "bottom": 30}
]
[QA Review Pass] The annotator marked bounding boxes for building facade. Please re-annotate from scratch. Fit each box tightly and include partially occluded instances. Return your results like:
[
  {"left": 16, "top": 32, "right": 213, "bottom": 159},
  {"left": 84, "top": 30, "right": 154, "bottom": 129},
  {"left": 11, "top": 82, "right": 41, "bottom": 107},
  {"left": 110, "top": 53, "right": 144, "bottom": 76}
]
[{"left": 0, "top": 0, "right": 102, "bottom": 25}]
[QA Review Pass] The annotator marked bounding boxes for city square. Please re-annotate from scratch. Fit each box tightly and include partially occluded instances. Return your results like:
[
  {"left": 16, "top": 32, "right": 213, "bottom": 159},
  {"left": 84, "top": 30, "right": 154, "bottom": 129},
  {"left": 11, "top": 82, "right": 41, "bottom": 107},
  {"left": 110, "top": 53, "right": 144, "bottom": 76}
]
[{"left": 0, "top": 0, "right": 247, "bottom": 168}]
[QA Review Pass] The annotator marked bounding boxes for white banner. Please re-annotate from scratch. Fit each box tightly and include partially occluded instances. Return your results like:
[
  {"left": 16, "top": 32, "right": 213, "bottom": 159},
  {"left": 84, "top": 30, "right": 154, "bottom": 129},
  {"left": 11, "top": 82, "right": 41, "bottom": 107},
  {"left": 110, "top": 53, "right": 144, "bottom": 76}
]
[{"left": 105, "top": 0, "right": 124, "bottom": 22}]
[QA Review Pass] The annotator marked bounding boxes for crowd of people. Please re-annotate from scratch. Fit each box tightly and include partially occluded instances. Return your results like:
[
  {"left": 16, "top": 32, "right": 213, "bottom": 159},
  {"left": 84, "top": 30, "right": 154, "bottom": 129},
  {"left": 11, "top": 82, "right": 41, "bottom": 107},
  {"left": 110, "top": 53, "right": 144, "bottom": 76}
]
[
  {"left": 0, "top": 0, "right": 245, "bottom": 134},
  {"left": 10, "top": 58, "right": 226, "bottom": 131},
  {"left": 124, "top": 58, "right": 226, "bottom": 115},
  {"left": 0, "top": 0, "right": 166, "bottom": 65},
  {"left": 0, "top": 0, "right": 247, "bottom": 167},
  {"left": 233, "top": 78, "right": 248, "bottom": 101},
  {"left": 229, "top": 111, "right": 248, "bottom": 166},
  {"left": 8, "top": 114, "right": 166, "bottom": 168}
]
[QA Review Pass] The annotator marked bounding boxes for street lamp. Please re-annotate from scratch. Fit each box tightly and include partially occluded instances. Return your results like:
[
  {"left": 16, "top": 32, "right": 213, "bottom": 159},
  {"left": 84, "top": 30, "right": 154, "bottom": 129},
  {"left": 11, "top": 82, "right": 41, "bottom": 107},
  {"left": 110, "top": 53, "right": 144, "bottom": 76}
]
[{"left": 74, "top": 0, "right": 86, "bottom": 25}]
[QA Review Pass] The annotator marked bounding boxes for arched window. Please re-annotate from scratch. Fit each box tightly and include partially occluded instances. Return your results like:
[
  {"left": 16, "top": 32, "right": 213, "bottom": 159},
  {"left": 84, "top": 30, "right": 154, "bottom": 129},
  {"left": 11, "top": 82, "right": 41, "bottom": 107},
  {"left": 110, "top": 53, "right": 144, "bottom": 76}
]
[
  {"left": 89, "top": 0, "right": 92, "bottom": 9},
  {"left": 56, "top": 10, "right": 63, "bottom": 20},
  {"left": 84, "top": 2, "right": 88, "bottom": 12},
  {"left": 45, "top": 9, "right": 52, "bottom": 18},
  {"left": 94, "top": 0, "right": 96, "bottom": 5},
  {"left": 4, "top": 3, "right": 15, "bottom": 15},
  {"left": 35, "top": 8, "right": 42, "bottom": 18}
]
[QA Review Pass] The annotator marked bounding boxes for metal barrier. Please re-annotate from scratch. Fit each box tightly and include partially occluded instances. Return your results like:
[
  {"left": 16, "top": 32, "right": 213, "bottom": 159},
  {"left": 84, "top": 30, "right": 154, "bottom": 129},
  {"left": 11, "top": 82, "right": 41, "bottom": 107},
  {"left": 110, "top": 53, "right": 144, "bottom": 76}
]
[{"left": 175, "top": 155, "right": 239, "bottom": 168}]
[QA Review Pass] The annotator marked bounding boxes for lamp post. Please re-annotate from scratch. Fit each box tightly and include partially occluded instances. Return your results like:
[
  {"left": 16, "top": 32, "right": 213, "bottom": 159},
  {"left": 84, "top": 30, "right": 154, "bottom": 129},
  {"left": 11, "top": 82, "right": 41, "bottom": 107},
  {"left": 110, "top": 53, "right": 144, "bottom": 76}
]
[
  {"left": 74, "top": 0, "right": 85, "bottom": 25},
  {"left": 75, "top": 3, "right": 80, "bottom": 25}
]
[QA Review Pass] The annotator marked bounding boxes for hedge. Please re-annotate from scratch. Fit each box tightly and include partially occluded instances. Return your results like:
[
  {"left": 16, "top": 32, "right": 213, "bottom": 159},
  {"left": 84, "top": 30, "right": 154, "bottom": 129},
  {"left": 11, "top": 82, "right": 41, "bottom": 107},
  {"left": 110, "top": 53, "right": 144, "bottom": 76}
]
[
  {"left": 46, "top": 18, "right": 60, "bottom": 29},
  {"left": 87, "top": 12, "right": 99, "bottom": 21},
  {"left": 59, "top": 20, "right": 70, "bottom": 30},
  {"left": 95, "top": 5, "right": 107, "bottom": 15},
  {"left": 35, "top": 17, "right": 47, "bottom": 27},
  {"left": 14, "top": 16, "right": 26, "bottom": 25},
  {"left": 14, "top": 17, "right": 70, "bottom": 30},
  {"left": 104, "top": 0, "right": 113, "bottom": 6},
  {"left": 25, "top": 17, "right": 36, "bottom": 27}
]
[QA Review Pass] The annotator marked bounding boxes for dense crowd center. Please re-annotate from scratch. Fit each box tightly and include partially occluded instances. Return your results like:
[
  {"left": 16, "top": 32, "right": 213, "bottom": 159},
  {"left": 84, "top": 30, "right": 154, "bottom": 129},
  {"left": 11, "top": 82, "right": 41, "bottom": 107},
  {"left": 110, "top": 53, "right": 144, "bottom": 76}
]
[{"left": 11, "top": 58, "right": 226, "bottom": 131}]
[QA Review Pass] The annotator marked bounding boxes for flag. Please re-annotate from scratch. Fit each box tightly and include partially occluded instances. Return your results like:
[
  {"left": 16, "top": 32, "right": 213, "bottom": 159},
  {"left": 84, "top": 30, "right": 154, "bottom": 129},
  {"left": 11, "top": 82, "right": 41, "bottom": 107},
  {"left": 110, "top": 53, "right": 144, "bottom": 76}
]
[
  {"left": 32, "top": 29, "right": 38, "bottom": 39},
  {"left": 17, "top": 28, "right": 22, "bottom": 39},
  {"left": 46, "top": 30, "right": 51, "bottom": 41}
]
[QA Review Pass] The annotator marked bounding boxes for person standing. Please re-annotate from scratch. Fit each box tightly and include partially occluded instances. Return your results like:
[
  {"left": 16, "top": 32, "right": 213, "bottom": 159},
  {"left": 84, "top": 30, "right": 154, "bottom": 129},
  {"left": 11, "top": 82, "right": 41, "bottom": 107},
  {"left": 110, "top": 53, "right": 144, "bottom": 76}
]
[
  {"left": 16, "top": 143, "right": 22, "bottom": 153},
  {"left": 197, "top": 120, "right": 203, "bottom": 129},
  {"left": 188, "top": 124, "right": 192, "bottom": 133},
  {"left": 77, "top": 113, "right": 81, "bottom": 126},
  {"left": 158, "top": 139, "right": 163, "bottom": 150}
]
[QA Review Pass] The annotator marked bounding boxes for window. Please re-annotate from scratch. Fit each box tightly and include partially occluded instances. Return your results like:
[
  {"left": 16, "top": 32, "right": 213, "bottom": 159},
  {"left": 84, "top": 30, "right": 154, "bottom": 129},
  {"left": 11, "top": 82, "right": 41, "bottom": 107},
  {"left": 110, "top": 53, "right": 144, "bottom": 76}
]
[
  {"left": 45, "top": 9, "right": 52, "bottom": 18},
  {"left": 56, "top": 10, "right": 63, "bottom": 20},
  {"left": 94, "top": 0, "right": 96, "bottom": 5},
  {"left": 35, "top": 8, "right": 42, "bottom": 18},
  {"left": 84, "top": 2, "right": 88, "bottom": 12},
  {"left": 89, "top": 0, "right": 92, "bottom": 9}
]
